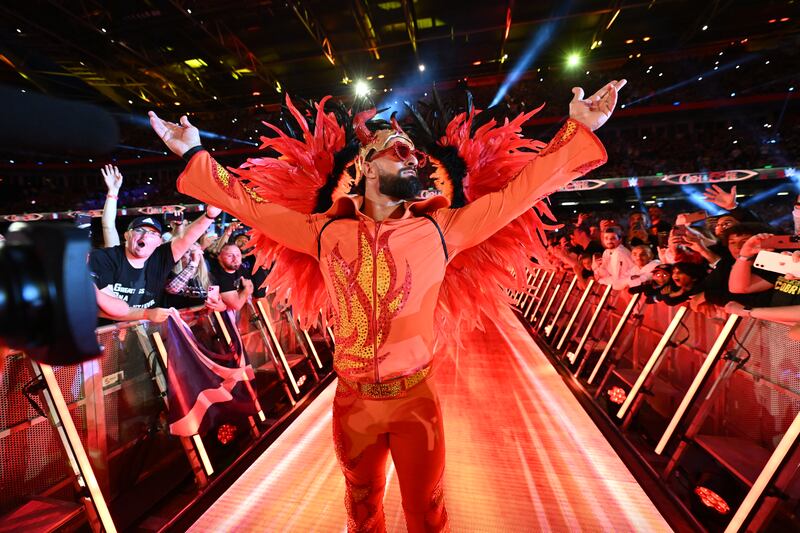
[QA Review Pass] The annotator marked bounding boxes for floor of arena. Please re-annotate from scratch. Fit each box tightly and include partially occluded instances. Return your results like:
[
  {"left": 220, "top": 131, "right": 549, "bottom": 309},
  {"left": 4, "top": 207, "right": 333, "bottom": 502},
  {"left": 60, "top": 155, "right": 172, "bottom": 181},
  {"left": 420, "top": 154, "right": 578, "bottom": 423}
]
[{"left": 187, "top": 306, "right": 672, "bottom": 532}]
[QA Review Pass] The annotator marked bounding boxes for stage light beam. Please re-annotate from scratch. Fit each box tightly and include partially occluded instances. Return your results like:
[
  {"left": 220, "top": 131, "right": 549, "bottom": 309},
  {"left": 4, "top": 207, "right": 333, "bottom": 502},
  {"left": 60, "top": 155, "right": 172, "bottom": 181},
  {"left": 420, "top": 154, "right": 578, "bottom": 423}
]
[
  {"left": 566, "top": 53, "right": 581, "bottom": 69},
  {"left": 355, "top": 80, "right": 370, "bottom": 97}
]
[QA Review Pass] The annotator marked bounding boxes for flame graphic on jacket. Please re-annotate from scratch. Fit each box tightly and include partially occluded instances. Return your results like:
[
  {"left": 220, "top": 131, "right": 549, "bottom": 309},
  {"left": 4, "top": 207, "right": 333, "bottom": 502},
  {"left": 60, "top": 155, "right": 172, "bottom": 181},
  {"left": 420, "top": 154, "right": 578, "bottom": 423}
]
[{"left": 327, "top": 221, "right": 412, "bottom": 374}]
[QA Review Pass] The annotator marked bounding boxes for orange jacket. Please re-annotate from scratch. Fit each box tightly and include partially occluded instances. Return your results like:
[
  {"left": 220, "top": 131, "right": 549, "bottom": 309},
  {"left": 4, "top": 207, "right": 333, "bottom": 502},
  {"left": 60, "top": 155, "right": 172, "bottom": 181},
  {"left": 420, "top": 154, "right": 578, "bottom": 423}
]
[{"left": 177, "top": 119, "right": 606, "bottom": 383}]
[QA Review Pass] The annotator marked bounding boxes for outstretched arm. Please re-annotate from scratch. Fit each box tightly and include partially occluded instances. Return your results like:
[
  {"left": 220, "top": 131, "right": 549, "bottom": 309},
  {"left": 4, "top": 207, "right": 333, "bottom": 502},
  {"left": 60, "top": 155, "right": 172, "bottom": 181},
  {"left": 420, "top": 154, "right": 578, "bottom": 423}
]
[
  {"left": 100, "top": 164, "right": 122, "bottom": 248},
  {"left": 435, "top": 80, "right": 625, "bottom": 257},
  {"left": 149, "top": 112, "right": 322, "bottom": 257}
]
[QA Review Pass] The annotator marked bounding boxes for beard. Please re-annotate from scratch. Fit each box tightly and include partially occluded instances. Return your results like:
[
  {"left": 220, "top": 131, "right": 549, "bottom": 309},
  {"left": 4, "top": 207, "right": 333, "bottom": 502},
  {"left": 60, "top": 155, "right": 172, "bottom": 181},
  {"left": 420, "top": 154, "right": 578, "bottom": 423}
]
[{"left": 378, "top": 168, "right": 422, "bottom": 200}]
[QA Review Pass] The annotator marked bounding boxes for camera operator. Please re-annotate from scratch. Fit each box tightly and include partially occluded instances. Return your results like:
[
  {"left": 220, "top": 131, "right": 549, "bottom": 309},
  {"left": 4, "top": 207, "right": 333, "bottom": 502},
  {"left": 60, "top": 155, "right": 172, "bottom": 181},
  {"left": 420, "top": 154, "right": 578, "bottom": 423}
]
[{"left": 89, "top": 206, "right": 222, "bottom": 322}]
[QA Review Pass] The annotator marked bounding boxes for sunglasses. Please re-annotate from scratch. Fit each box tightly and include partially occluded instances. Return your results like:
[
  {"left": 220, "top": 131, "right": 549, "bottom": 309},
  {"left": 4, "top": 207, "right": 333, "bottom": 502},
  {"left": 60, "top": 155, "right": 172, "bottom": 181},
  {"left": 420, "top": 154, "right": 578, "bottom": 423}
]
[
  {"left": 368, "top": 142, "right": 427, "bottom": 167},
  {"left": 131, "top": 227, "right": 161, "bottom": 238}
]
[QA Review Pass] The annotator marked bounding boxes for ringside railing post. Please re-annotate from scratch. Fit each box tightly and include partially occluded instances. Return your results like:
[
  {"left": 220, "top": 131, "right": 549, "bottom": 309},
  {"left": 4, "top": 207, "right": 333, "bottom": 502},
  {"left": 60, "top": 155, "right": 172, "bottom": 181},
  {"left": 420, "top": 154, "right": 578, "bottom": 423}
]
[
  {"left": 587, "top": 293, "right": 642, "bottom": 384},
  {"left": 256, "top": 299, "right": 301, "bottom": 398},
  {"left": 527, "top": 270, "right": 555, "bottom": 321},
  {"left": 144, "top": 328, "right": 214, "bottom": 483},
  {"left": 544, "top": 276, "right": 578, "bottom": 338},
  {"left": 27, "top": 358, "right": 118, "bottom": 533},
  {"left": 537, "top": 273, "right": 568, "bottom": 332},
  {"left": 209, "top": 311, "right": 266, "bottom": 430},
  {"left": 569, "top": 284, "right": 614, "bottom": 368},
  {"left": 556, "top": 279, "right": 595, "bottom": 351},
  {"left": 616, "top": 306, "right": 688, "bottom": 421},
  {"left": 518, "top": 269, "right": 541, "bottom": 308},
  {"left": 655, "top": 314, "right": 742, "bottom": 455}
]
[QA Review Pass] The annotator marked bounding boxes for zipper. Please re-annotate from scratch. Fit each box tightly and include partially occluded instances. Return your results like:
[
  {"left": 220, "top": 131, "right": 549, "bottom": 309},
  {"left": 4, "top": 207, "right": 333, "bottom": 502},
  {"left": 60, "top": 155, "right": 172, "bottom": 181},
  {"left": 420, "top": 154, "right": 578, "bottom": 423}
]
[{"left": 372, "top": 221, "right": 381, "bottom": 383}]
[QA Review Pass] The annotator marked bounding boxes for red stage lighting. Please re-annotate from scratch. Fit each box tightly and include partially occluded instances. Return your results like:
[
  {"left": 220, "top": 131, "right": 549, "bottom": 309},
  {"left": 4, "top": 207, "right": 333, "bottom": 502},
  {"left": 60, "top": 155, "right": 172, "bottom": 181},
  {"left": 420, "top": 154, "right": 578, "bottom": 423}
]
[
  {"left": 694, "top": 486, "right": 731, "bottom": 514},
  {"left": 607, "top": 386, "right": 627, "bottom": 405},
  {"left": 217, "top": 424, "right": 237, "bottom": 445}
]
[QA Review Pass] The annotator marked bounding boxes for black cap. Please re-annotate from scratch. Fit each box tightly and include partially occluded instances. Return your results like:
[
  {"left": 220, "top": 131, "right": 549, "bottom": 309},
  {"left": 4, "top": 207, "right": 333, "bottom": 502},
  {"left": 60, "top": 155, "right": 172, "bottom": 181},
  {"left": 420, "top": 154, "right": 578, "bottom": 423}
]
[{"left": 127, "top": 216, "right": 163, "bottom": 234}]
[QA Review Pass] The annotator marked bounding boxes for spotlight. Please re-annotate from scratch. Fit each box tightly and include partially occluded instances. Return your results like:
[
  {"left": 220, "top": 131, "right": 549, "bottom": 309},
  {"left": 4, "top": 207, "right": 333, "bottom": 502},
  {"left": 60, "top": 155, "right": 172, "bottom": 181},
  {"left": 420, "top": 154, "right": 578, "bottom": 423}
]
[
  {"left": 694, "top": 486, "right": 730, "bottom": 515},
  {"left": 217, "top": 424, "right": 237, "bottom": 445},
  {"left": 355, "top": 80, "right": 370, "bottom": 97},
  {"left": 566, "top": 52, "right": 581, "bottom": 68},
  {"left": 418, "top": 64, "right": 426, "bottom": 72},
  {"left": 702, "top": 25, "right": 708, "bottom": 31},
  {"left": 607, "top": 386, "right": 627, "bottom": 405}
]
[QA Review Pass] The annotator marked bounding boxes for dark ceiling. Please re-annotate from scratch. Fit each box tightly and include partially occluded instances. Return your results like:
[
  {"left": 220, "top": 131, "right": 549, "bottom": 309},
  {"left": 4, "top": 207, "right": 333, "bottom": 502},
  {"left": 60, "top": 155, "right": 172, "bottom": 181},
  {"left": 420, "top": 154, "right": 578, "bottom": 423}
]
[{"left": 1, "top": 0, "right": 795, "bottom": 115}]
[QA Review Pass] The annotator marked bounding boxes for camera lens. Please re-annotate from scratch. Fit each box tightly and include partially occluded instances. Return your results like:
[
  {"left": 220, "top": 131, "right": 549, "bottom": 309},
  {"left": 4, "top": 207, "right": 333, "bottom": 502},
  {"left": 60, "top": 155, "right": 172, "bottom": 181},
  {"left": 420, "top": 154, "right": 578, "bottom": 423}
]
[{"left": 0, "top": 223, "right": 100, "bottom": 365}]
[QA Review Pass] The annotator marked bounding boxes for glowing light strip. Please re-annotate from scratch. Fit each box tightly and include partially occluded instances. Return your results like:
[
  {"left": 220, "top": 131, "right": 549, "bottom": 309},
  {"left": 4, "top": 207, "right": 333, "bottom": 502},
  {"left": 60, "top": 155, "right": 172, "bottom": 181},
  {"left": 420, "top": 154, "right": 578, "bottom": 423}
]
[
  {"left": 152, "top": 331, "right": 168, "bottom": 368},
  {"left": 606, "top": 8, "right": 620, "bottom": 30},
  {"left": 537, "top": 280, "right": 562, "bottom": 331},
  {"left": 302, "top": 327, "right": 324, "bottom": 368},
  {"left": 587, "top": 293, "right": 640, "bottom": 384},
  {"left": 568, "top": 284, "right": 613, "bottom": 364},
  {"left": 37, "top": 363, "right": 118, "bottom": 532},
  {"left": 520, "top": 269, "right": 541, "bottom": 307},
  {"left": 523, "top": 270, "right": 548, "bottom": 318},
  {"left": 258, "top": 300, "right": 300, "bottom": 394},
  {"left": 516, "top": 270, "right": 537, "bottom": 307},
  {"left": 214, "top": 311, "right": 233, "bottom": 346},
  {"left": 546, "top": 276, "right": 578, "bottom": 336},
  {"left": 557, "top": 279, "right": 595, "bottom": 350},
  {"left": 656, "top": 314, "right": 740, "bottom": 454},
  {"left": 617, "top": 306, "right": 687, "bottom": 419},
  {"left": 528, "top": 271, "right": 556, "bottom": 321},
  {"left": 724, "top": 409, "right": 800, "bottom": 532},
  {"left": 150, "top": 331, "right": 215, "bottom": 475}
]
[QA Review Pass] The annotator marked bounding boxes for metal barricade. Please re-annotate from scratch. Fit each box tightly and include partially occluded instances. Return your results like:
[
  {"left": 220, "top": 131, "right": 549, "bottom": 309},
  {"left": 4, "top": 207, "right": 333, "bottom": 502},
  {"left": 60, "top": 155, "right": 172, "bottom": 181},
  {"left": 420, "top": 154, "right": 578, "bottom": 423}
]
[
  {"left": 0, "top": 299, "right": 333, "bottom": 532},
  {"left": 520, "top": 283, "right": 800, "bottom": 532}
]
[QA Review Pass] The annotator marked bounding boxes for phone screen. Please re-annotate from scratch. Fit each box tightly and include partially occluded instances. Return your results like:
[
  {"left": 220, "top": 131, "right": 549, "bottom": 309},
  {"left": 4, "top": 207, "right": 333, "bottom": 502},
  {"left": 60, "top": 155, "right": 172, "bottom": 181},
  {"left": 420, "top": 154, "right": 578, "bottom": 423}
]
[{"left": 207, "top": 285, "right": 220, "bottom": 300}]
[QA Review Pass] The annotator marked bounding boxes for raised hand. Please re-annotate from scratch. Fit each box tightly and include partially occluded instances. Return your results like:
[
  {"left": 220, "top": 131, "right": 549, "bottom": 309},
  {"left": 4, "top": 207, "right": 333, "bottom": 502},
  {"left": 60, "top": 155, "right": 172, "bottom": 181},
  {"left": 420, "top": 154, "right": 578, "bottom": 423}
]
[
  {"left": 704, "top": 184, "right": 738, "bottom": 210},
  {"left": 206, "top": 205, "right": 222, "bottom": 219},
  {"left": 569, "top": 79, "right": 627, "bottom": 131},
  {"left": 148, "top": 112, "right": 201, "bottom": 157},
  {"left": 739, "top": 233, "right": 774, "bottom": 258},
  {"left": 101, "top": 164, "right": 123, "bottom": 194}
]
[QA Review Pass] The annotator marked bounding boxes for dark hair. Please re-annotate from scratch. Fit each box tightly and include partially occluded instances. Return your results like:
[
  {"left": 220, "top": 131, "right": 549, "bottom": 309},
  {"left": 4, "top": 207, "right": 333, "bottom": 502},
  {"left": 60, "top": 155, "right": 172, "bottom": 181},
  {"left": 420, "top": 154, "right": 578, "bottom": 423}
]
[
  {"left": 720, "top": 222, "right": 776, "bottom": 246},
  {"left": 603, "top": 225, "right": 624, "bottom": 239},
  {"left": 672, "top": 261, "right": 707, "bottom": 281}
]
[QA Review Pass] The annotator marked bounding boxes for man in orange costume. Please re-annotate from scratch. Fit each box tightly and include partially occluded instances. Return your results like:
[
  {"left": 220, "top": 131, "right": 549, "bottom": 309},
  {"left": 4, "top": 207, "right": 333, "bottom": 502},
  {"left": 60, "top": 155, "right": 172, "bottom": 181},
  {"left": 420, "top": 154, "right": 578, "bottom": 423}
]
[{"left": 149, "top": 79, "right": 626, "bottom": 532}]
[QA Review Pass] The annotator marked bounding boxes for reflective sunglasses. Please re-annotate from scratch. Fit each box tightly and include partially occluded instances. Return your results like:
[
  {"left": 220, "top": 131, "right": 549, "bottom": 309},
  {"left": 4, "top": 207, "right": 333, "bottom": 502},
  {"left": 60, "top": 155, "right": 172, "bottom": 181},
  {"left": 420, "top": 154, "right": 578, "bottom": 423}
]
[
  {"left": 131, "top": 227, "right": 161, "bottom": 238},
  {"left": 368, "top": 142, "right": 427, "bottom": 167}
]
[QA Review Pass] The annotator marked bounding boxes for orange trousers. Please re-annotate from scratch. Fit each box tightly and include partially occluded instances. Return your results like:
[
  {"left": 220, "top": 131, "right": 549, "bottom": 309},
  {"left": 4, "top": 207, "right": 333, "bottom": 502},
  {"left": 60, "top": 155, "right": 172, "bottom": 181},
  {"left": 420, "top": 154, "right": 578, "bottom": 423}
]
[{"left": 332, "top": 377, "right": 449, "bottom": 533}]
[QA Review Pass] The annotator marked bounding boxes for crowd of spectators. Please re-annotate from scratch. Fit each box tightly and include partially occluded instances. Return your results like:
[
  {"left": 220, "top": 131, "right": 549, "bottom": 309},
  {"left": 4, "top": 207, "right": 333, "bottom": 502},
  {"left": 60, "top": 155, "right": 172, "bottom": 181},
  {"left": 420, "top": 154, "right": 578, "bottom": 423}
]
[
  {"left": 545, "top": 182, "right": 800, "bottom": 329},
  {"left": 89, "top": 165, "right": 270, "bottom": 324},
  {"left": 2, "top": 40, "right": 798, "bottom": 216}
]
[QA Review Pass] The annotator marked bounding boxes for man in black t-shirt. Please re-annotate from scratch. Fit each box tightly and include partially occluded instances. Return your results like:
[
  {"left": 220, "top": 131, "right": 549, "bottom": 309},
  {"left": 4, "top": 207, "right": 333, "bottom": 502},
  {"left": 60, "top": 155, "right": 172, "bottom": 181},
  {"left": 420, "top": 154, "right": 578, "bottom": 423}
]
[
  {"left": 209, "top": 243, "right": 253, "bottom": 312},
  {"left": 90, "top": 207, "right": 221, "bottom": 322},
  {"left": 233, "top": 231, "right": 270, "bottom": 298}
]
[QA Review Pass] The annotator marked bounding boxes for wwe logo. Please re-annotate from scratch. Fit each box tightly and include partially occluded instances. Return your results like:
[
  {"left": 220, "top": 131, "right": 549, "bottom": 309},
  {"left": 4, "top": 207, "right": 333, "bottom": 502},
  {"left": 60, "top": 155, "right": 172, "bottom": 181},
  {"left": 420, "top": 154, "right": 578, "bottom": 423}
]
[{"left": 627, "top": 177, "right": 639, "bottom": 188}]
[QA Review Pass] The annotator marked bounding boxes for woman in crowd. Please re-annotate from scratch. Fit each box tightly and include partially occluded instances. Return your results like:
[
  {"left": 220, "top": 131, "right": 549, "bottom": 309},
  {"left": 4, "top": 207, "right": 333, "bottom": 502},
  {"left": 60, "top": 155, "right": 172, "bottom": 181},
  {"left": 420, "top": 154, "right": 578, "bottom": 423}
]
[
  {"left": 164, "top": 242, "right": 226, "bottom": 311},
  {"left": 661, "top": 262, "right": 707, "bottom": 306}
]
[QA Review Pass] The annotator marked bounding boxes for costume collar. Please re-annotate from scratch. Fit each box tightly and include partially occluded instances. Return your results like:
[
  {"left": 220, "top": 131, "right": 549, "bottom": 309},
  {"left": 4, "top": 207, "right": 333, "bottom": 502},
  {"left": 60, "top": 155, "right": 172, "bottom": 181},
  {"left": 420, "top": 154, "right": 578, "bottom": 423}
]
[{"left": 323, "top": 194, "right": 451, "bottom": 220}]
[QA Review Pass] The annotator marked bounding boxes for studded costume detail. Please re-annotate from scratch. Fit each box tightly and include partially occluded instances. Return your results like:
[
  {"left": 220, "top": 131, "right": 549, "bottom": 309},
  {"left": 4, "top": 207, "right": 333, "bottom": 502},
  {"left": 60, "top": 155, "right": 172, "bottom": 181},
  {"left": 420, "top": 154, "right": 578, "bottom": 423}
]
[
  {"left": 327, "top": 221, "right": 412, "bottom": 378},
  {"left": 211, "top": 159, "right": 239, "bottom": 199}
]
